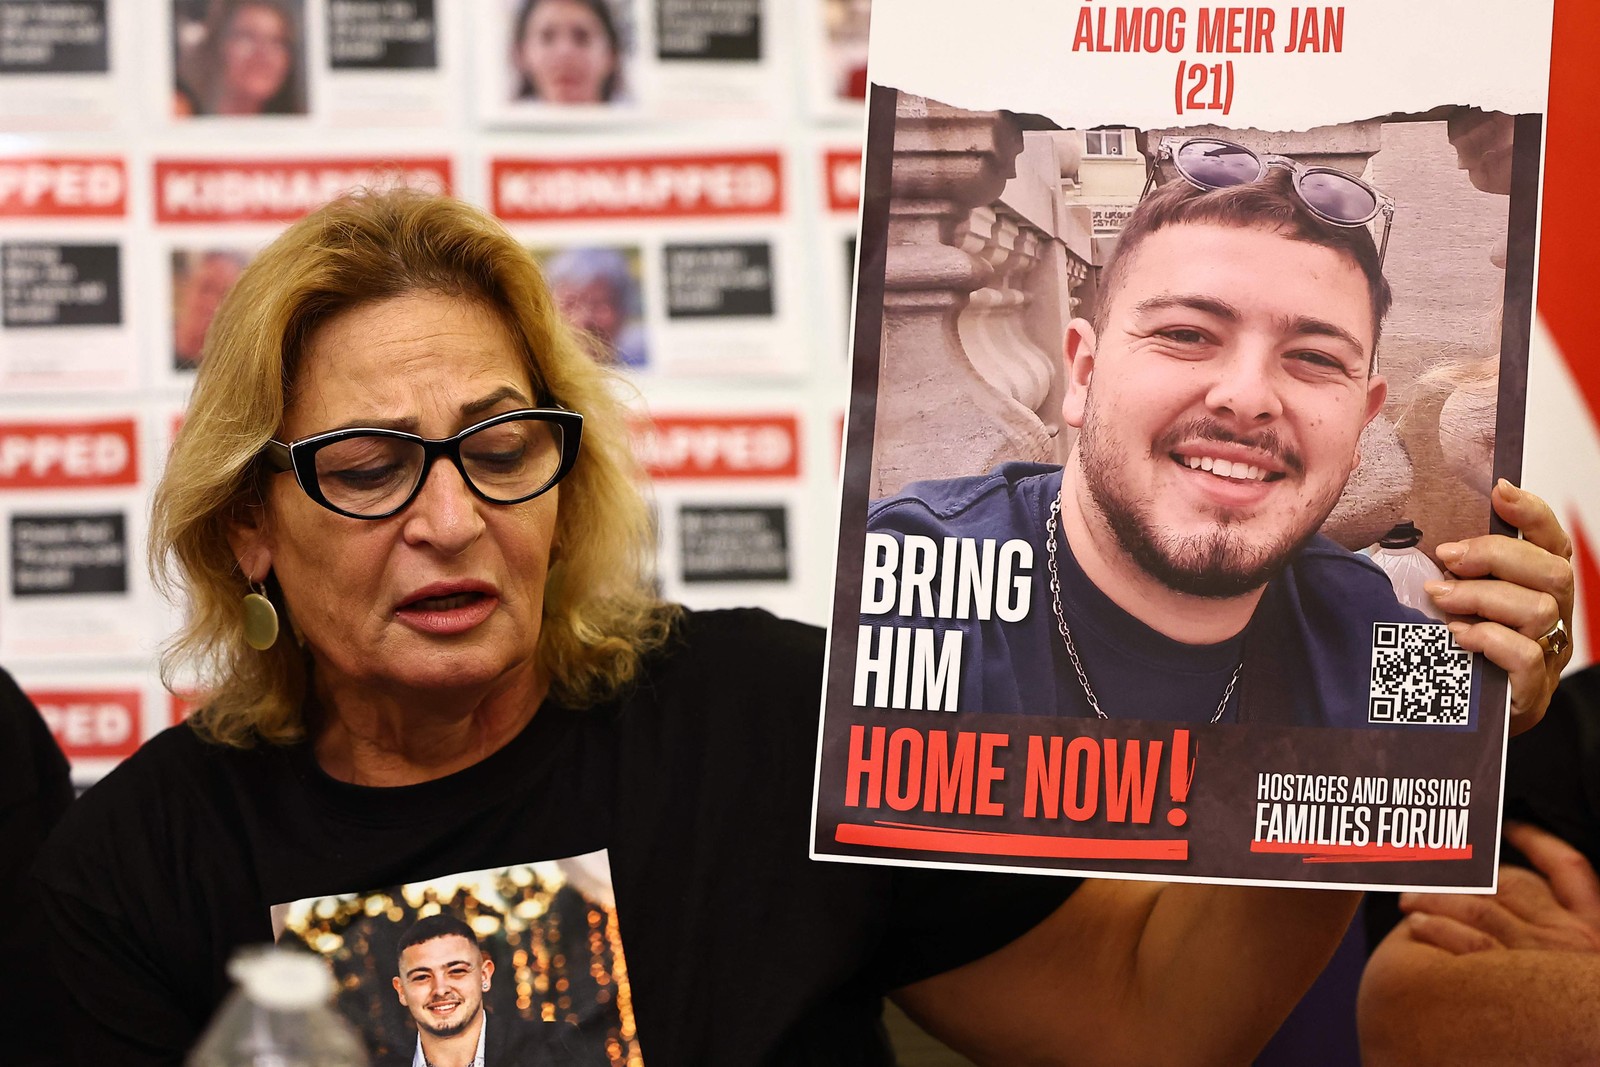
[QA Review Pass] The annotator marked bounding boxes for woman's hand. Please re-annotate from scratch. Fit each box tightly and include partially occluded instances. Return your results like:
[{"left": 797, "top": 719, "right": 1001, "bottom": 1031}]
[
  {"left": 1424, "top": 480, "right": 1575, "bottom": 735},
  {"left": 1399, "top": 822, "right": 1600, "bottom": 954}
]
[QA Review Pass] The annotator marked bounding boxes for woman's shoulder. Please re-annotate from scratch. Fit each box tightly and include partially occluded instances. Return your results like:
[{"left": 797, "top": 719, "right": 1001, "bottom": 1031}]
[
  {"left": 625, "top": 607, "right": 825, "bottom": 736},
  {"left": 82, "top": 720, "right": 257, "bottom": 794},
  {"left": 673, "top": 605, "right": 822, "bottom": 644},
  {"left": 662, "top": 607, "right": 824, "bottom": 678}
]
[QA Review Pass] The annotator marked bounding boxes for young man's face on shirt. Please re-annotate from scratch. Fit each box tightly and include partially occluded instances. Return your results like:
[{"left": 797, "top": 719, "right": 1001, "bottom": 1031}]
[
  {"left": 393, "top": 934, "right": 493, "bottom": 1038},
  {"left": 1064, "top": 221, "right": 1388, "bottom": 597}
]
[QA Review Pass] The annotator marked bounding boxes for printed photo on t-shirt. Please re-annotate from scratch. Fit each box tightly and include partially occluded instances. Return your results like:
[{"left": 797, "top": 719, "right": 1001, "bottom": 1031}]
[{"left": 272, "top": 850, "right": 638, "bottom": 1066}]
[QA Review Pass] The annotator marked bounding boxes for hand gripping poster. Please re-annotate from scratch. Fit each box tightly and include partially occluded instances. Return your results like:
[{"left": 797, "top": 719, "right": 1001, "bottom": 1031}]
[{"left": 811, "top": 0, "right": 1554, "bottom": 890}]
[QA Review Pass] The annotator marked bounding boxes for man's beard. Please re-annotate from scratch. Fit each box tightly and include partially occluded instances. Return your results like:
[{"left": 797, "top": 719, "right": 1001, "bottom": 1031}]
[{"left": 1078, "top": 413, "right": 1339, "bottom": 599}]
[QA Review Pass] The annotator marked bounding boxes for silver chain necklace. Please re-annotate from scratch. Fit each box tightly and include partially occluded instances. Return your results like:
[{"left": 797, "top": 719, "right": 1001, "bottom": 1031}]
[{"left": 1045, "top": 497, "right": 1242, "bottom": 724}]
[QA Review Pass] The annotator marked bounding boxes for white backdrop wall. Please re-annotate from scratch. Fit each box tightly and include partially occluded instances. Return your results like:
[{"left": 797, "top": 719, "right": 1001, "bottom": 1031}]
[{"left": 0, "top": 0, "right": 868, "bottom": 784}]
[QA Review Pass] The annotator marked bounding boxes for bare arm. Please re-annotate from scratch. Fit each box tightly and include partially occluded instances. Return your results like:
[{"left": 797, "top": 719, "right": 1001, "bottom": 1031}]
[
  {"left": 893, "top": 881, "right": 1360, "bottom": 1067},
  {"left": 1359, "top": 917, "right": 1600, "bottom": 1066}
]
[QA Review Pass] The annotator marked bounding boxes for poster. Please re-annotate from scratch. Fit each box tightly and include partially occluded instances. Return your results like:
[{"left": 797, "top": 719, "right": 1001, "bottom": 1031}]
[
  {"left": 490, "top": 141, "right": 807, "bottom": 378},
  {"left": 167, "top": 0, "right": 455, "bottom": 128},
  {"left": 150, "top": 152, "right": 453, "bottom": 384},
  {"left": 0, "top": 0, "right": 125, "bottom": 128},
  {"left": 0, "top": 155, "right": 137, "bottom": 392},
  {"left": 811, "top": 0, "right": 1553, "bottom": 891},
  {"left": 0, "top": 410, "right": 159, "bottom": 661},
  {"left": 632, "top": 408, "right": 819, "bottom": 621}
]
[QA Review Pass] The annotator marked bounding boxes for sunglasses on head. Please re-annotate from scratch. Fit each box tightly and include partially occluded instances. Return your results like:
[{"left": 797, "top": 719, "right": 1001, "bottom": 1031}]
[{"left": 1141, "top": 137, "right": 1395, "bottom": 266}]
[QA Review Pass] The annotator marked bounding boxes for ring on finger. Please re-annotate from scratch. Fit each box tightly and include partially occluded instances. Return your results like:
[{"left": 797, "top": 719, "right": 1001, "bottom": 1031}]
[{"left": 1536, "top": 618, "right": 1571, "bottom": 658}]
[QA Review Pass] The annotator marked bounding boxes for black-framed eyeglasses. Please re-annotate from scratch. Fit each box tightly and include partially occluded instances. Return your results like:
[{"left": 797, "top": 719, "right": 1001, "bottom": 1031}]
[
  {"left": 260, "top": 408, "right": 583, "bottom": 520},
  {"left": 1142, "top": 137, "right": 1396, "bottom": 265}
]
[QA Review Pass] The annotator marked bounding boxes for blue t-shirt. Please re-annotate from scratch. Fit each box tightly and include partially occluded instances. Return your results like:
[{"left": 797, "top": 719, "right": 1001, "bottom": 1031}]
[{"left": 864, "top": 462, "right": 1438, "bottom": 728}]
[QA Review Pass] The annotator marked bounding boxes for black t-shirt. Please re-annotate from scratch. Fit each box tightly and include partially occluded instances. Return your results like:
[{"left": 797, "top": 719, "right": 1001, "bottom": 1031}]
[
  {"left": 36, "top": 609, "right": 1078, "bottom": 1066},
  {"left": 1500, "top": 664, "right": 1600, "bottom": 862},
  {"left": 2, "top": 667, "right": 75, "bottom": 1067}
]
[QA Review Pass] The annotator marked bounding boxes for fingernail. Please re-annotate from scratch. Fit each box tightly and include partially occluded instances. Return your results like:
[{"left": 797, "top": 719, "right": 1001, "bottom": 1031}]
[
  {"left": 1448, "top": 621, "right": 1470, "bottom": 638},
  {"left": 1436, "top": 543, "right": 1466, "bottom": 564},
  {"left": 1399, "top": 893, "right": 1418, "bottom": 910},
  {"left": 1496, "top": 478, "right": 1522, "bottom": 499},
  {"left": 1425, "top": 580, "right": 1453, "bottom": 597}
]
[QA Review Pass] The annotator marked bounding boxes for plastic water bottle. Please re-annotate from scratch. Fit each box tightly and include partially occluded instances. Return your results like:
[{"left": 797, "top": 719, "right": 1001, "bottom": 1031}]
[
  {"left": 1365, "top": 520, "right": 1449, "bottom": 622},
  {"left": 187, "top": 946, "right": 369, "bottom": 1067}
]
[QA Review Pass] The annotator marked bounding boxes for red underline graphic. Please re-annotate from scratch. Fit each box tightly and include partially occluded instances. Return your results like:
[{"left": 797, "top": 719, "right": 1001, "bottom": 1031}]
[
  {"left": 1250, "top": 841, "right": 1473, "bottom": 863},
  {"left": 835, "top": 822, "right": 1188, "bottom": 861}
]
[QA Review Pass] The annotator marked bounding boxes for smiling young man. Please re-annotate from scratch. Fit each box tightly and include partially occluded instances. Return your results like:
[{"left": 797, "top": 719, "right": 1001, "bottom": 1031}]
[
  {"left": 866, "top": 165, "right": 1440, "bottom": 726},
  {"left": 387, "top": 913, "right": 593, "bottom": 1067},
  {"left": 390, "top": 915, "right": 495, "bottom": 1067}
]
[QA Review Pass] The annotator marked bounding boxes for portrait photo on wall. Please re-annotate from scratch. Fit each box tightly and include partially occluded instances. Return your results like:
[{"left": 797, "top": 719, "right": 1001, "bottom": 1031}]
[
  {"left": 813, "top": 91, "right": 1544, "bottom": 890},
  {"left": 505, "top": 0, "right": 637, "bottom": 110},
  {"left": 274, "top": 852, "right": 638, "bottom": 1066},
  {"left": 172, "top": 0, "right": 309, "bottom": 117},
  {"left": 821, "top": 0, "right": 870, "bottom": 103},
  {"left": 532, "top": 243, "right": 649, "bottom": 370},
  {"left": 171, "top": 246, "right": 251, "bottom": 371}
]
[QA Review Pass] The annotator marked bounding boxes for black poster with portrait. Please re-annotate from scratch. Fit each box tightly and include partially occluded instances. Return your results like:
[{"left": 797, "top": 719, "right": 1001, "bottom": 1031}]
[{"left": 811, "top": 0, "right": 1554, "bottom": 891}]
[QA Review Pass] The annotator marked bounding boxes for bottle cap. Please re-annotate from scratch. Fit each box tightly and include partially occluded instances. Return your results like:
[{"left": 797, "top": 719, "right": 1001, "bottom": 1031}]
[
  {"left": 228, "top": 947, "right": 335, "bottom": 1012},
  {"left": 1378, "top": 520, "right": 1423, "bottom": 549}
]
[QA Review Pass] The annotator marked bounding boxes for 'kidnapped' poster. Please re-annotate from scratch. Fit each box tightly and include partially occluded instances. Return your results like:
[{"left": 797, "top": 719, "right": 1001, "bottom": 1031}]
[{"left": 811, "top": 0, "right": 1553, "bottom": 891}]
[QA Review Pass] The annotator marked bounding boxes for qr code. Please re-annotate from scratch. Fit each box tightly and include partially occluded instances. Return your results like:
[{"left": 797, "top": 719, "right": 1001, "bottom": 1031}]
[{"left": 1368, "top": 623, "right": 1473, "bottom": 725}]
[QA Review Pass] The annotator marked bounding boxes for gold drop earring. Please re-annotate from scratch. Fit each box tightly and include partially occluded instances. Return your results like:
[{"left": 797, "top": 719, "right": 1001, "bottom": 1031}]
[{"left": 242, "top": 580, "right": 280, "bottom": 651}]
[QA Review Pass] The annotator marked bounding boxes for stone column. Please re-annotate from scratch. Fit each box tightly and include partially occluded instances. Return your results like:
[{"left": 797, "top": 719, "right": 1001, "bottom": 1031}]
[
  {"left": 953, "top": 206, "right": 1053, "bottom": 421},
  {"left": 872, "top": 95, "right": 1049, "bottom": 498}
]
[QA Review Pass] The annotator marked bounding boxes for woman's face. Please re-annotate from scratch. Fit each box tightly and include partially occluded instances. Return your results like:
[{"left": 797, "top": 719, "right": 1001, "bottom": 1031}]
[
  {"left": 518, "top": 0, "right": 618, "bottom": 104},
  {"left": 219, "top": 4, "right": 292, "bottom": 112},
  {"left": 232, "top": 291, "right": 559, "bottom": 702}
]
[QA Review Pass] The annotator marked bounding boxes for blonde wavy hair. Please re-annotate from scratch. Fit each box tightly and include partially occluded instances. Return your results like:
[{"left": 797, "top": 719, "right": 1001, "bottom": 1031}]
[{"left": 151, "top": 189, "right": 675, "bottom": 747}]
